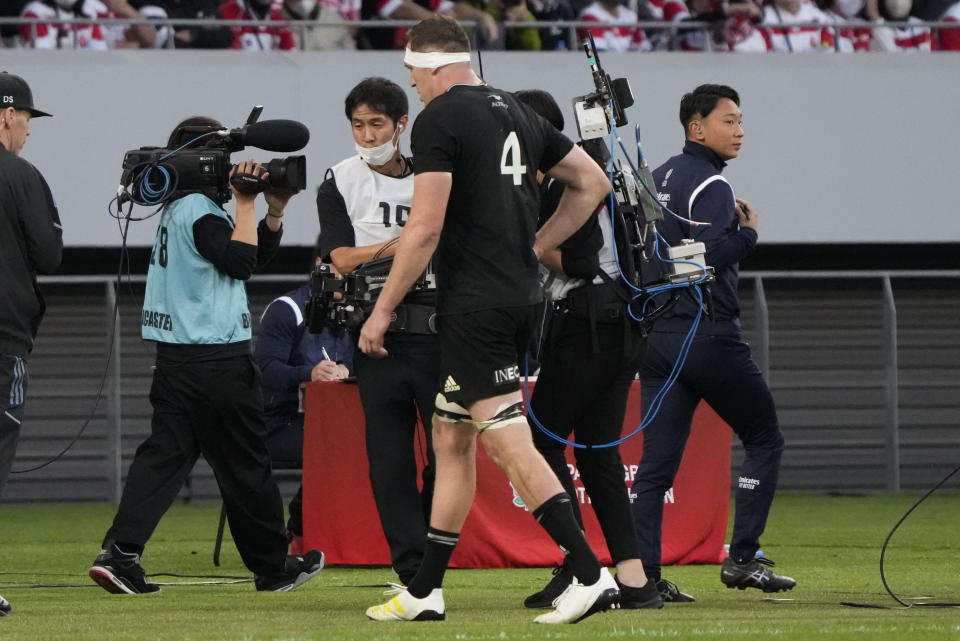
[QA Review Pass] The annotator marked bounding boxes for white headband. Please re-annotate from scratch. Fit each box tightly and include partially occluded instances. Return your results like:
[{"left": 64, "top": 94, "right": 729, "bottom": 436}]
[{"left": 404, "top": 48, "right": 471, "bottom": 69}]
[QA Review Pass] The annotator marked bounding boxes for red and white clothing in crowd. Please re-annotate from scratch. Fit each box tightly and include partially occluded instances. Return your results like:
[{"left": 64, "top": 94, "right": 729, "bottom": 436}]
[
  {"left": 647, "top": 0, "right": 688, "bottom": 22},
  {"left": 644, "top": 0, "right": 687, "bottom": 50},
  {"left": 939, "top": 1, "right": 960, "bottom": 49},
  {"left": 819, "top": 9, "right": 870, "bottom": 51},
  {"left": 18, "top": 0, "right": 110, "bottom": 49},
  {"left": 870, "top": 15, "right": 934, "bottom": 50},
  {"left": 326, "top": 0, "right": 361, "bottom": 21},
  {"left": 761, "top": 0, "right": 836, "bottom": 51},
  {"left": 218, "top": 0, "right": 296, "bottom": 50},
  {"left": 577, "top": 0, "right": 651, "bottom": 51},
  {"left": 361, "top": 0, "right": 455, "bottom": 49},
  {"left": 661, "top": 0, "right": 767, "bottom": 52}
]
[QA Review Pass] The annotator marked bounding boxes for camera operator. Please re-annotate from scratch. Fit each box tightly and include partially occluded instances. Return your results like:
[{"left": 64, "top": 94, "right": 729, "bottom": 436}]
[
  {"left": 90, "top": 116, "right": 323, "bottom": 595},
  {"left": 515, "top": 89, "right": 661, "bottom": 612},
  {"left": 0, "top": 71, "right": 60, "bottom": 619},
  {"left": 630, "top": 84, "right": 794, "bottom": 601},
  {"left": 316, "top": 77, "right": 440, "bottom": 587},
  {"left": 254, "top": 241, "right": 355, "bottom": 553}
]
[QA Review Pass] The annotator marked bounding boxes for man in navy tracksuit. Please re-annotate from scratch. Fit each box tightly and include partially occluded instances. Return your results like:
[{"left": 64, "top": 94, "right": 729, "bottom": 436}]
[{"left": 630, "top": 84, "right": 795, "bottom": 602}]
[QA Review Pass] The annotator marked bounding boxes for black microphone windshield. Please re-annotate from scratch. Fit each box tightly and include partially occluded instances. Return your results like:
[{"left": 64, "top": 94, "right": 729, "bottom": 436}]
[{"left": 241, "top": 119, "right": 310, "bottom": 152}]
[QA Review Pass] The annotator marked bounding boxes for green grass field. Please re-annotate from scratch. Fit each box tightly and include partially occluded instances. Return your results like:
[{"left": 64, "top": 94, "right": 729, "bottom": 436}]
[{"left": 1, "top": 493, "right": 958, "bottom": 640}]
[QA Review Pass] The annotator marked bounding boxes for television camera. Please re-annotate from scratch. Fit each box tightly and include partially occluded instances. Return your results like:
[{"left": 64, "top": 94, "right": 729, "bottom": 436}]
[
  {"left": 304, "top": 257, "right": 434, "bottom": 335},
  {"left": 571, "top": 35, "right": 713, "bottom": 300},
  {"left": 118, "top": 106, "right": 309, "bottom": 206}
]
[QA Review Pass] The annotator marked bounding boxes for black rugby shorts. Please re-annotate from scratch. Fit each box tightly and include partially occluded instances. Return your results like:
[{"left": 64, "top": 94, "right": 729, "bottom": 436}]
[{"left": 437, "top": 305, "right": 536, "bottom": 406}]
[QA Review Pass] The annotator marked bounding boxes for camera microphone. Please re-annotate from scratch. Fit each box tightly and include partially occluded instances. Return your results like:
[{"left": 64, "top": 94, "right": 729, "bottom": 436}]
[{"left": 234, "top": 119, "right": 310, "bottom": 152}]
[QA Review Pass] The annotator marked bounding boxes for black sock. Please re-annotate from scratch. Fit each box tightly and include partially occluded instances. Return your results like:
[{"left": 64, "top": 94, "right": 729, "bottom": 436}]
[
  {"left": 532, "top": 493, "right": 600, "bottom": 585},
  {"left": 406, "top": 527, "right": 459, "bottom": 599}
]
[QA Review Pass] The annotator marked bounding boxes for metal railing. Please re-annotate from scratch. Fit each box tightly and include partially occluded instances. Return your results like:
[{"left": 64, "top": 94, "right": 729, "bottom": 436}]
[
  {"left": 2, "top": 16, "right": 957, "bottom": 52},
  {"left": 743, "top": 269, "right": 960, "bottom": 492},
  {"left": 20, "top": 269, "right": 958, "bottom": 500}
]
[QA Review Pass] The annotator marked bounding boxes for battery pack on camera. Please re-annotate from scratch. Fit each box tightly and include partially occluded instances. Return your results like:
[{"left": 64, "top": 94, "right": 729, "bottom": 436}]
[{"left": 666, "top": 240, "right": 708, "bottom": 282}]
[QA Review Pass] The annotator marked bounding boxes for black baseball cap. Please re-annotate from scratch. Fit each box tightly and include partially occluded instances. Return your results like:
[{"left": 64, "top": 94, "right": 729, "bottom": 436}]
[{"left": 0, "top": 72, "right": 52, "bottom": 118}]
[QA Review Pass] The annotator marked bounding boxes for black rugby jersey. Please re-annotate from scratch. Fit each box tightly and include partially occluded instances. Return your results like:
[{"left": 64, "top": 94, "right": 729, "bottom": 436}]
[{"left": 411, "top": 84, "right": 574, "bottom": 315}]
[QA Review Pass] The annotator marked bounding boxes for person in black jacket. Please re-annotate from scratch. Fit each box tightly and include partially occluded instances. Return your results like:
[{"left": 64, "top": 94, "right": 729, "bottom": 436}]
[
  {"left": 0, "top": 71, "right": 61, "bottom": 618},
  {"left": 630, "top": 84, "right": 795, "bottom": 602}
]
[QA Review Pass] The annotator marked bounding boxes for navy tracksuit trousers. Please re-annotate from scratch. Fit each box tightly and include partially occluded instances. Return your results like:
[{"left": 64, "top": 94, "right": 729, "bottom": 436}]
[{"left": 630, "top": 327, "right": 784, "bottom": 576}]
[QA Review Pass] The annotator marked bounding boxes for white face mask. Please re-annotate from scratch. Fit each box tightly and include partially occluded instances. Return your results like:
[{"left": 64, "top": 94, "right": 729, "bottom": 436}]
[
  {"left": 884, "top": 0, "right": 911, "bottom": 18},
  {"left": 834, "top": 0, "right": 862, "bottom": 17},
  {"left": 285, "top": 0, "right": 317, "bottom": 17},
  {"left": 355, "top": 125, "right": 402, "bottom": 167}
]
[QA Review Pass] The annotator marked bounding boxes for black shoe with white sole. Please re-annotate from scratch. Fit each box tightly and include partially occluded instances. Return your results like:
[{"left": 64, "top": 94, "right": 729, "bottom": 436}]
[
  {"left": 721, "top": 556, "right": 796, "bottom": 593},
  {"left": 89, "top": 544, "right": 161, "bottom": 595}
]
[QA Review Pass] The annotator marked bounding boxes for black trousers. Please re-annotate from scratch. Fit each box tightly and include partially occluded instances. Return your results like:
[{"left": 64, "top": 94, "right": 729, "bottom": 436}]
[
  {"left": 104, "top": 351, "right": 288, "bottom": 575},
  {"left": 354, "top": 334, "right": 439, "bottom": 585},
  {"left": 0, "top": 354, "right": 27, "bottom": 497},
  {"left": 264, "top": 414, "right": 304, "bottom": 536},
  {"left": 530, "top": 315, "right": 646, "bottom": 564},
  {"left": 631, "top": 330, "right": 785, "bottom": 574}
]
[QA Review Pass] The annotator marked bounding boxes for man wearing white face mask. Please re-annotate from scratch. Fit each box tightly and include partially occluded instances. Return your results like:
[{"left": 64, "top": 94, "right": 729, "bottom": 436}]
[
  {"left": 282, "top": 0, "right": 357, "bottom": 50},
  {"left": 316, "top": 77, "right": 439, "bottom": 587},
  {"left": 870, "top": 0, "right": 934, "bottom": 49}
]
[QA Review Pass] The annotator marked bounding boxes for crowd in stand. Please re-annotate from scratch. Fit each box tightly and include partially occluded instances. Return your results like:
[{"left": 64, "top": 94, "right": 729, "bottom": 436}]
[{"left": 1, "top": 0, "right": 957, "bottom": 50}]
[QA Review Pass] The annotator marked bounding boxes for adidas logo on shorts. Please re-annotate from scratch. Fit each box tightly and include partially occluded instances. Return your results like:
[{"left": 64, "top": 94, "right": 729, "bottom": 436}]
[{"left": 444, "top": 376, "right": 460, "bottom": 393}]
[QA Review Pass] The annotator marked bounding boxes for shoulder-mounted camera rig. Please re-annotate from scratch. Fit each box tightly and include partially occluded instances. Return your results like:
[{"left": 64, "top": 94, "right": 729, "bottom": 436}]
[
  {"left": 305, "top": 256, "right": 435, "bottom": 335},
  {"left": 118, "top": 106, "right": 309, "bottom": 207},
  {"left": 571, "top": 35, "right": 714, "bottom": 323}
]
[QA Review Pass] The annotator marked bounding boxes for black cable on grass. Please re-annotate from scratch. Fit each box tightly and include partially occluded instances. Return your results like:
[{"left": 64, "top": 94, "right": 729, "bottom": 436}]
[
  {"left": 1, "top": 571, "right": 252, "bottom": 590},
  {"left": 841, "top": 462, "right": 960, "bottom": 609},
  {"left": 148, "top": 574, "right": 253, "bottom": 585}
]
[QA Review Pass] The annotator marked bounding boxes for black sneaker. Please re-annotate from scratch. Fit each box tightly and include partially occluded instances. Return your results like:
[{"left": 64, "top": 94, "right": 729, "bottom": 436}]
[
  {"left": 615, "top": 576, "right": 664, "bottom": 609},
  {"left": 656, "top": 578, "right": 696, "bottom": 603},
  {"left": 89, "top": 544, "right": 161, "bottom": 595},
  {"left": 254, "top": 549, "right": 325, "bottom": 592},
  {"left": 524, "top": 562, "right": 574, "bottom": 608},
  {"left": 0, "top": 593, "right": 10, "bottom": 616},
  {"left": 721, "top": 556, "right": 796, "bottom": 593}
]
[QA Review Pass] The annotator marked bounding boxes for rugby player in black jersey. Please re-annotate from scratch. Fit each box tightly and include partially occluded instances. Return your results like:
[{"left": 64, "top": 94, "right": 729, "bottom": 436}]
[{"left": 359, "top": 16, "right": 620, "bottom": 625}]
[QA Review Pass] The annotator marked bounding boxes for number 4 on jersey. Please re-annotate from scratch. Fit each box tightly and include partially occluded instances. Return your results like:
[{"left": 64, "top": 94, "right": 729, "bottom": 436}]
[{"left": 500, "top": 131, "right": 527, "bottom": 186}]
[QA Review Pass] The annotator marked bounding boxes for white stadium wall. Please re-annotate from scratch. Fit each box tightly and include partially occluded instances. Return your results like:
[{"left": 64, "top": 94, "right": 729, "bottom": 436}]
[{"left": 4, "top": 50, "right": 959, "bottom": 247}]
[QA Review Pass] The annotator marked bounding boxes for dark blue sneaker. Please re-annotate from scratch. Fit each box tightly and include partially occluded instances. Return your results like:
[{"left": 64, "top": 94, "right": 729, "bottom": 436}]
[{"left": 721, "top": 556, "right": 796, "bottom": 592}]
